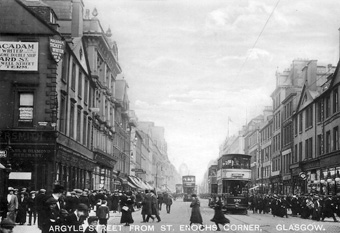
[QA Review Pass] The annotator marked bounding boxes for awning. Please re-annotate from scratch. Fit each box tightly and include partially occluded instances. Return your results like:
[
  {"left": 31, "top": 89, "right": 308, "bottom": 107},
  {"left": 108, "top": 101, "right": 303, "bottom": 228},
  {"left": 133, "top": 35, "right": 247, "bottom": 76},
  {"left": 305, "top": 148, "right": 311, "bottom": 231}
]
[
  {"left": 128, "top": 181, "right": 139, "bottom": 189},
  {"left": 128, "top": 175, "right": 145, "bottom": 190},
  {"left": 249, "top": 186, "right": 259, "bottom": 190},
  {"left": 0, "top": 163, "right": 5, "bottom": 169}
]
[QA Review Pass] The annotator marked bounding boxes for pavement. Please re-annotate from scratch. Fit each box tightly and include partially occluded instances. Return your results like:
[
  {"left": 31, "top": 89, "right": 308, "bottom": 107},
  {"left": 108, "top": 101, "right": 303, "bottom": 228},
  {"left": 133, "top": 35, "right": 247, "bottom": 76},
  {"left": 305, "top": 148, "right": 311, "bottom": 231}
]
[{"left": 6, "top": 199, "right": 340, "bottom": 233}]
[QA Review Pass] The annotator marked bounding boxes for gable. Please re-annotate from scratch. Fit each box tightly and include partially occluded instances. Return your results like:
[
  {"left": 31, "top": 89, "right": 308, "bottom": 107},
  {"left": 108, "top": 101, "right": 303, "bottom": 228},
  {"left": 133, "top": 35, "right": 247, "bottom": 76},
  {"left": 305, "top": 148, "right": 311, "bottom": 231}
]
[
  {"left": 0, "top": 0, "right": 55, "bottom": 35},
  {"left": 296, "top": 84, "right": 314, "bottom": 112},
  {"left": 69, "top": 37, "right": 89, "bottom": 75}
]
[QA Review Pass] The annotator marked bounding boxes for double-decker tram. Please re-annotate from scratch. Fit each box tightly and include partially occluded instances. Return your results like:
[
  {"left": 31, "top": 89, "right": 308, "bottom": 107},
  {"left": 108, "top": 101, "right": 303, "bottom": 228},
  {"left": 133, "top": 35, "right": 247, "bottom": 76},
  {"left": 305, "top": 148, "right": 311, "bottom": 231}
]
[
  {"left": 182, "top": 175, "right": 196, "bottom": 202},
  {"left": 217, "top": 154, "right": 251, "bottom": 214}
]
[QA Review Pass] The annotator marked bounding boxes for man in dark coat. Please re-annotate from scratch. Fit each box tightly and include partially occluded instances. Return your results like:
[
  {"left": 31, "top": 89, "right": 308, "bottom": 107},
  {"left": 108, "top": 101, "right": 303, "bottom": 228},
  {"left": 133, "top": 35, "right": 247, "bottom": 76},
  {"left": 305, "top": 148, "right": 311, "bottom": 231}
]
[
  {"left": 16, "top": 192, "right": 28, "bottom": 225},
  {"left": 142, "top": 190, "right": 153, "bottom": 222},
  {"left": 65, "top": 204, "right": 88, "bottom": 233},
  {"left": 322, "top": 195, "right": 338, "bottom": 222},
  {"left": 27, "top": 191, "right": 37, "bottom": 225},
  {"left": 36, "top": 189, "right": 47, "bottom": 229}
]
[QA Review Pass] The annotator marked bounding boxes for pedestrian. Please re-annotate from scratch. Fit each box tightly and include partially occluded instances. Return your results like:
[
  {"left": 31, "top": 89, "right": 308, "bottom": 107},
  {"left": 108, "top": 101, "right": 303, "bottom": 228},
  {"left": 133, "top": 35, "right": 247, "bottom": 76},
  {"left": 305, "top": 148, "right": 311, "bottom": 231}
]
[
  {"left": 189, "top": 194, "right": 204, "bottom": 230},
  {"left": 149, "top": 190, "right": 161, "bottom": 222},
  {"left": 157, "top": 193, "right": 164, "bottom": 211},
  {"left": 312, "top": 195, "right": 322, "bottom": 221},
  {"left": 165, "top": 195, "right": 173, "bottom": 214},
  {"left": 6, "top": 187, "right": 18, "bottom": 223},
  {"left": 0, "top": 218, "right": 15, "bottom": 233},
  {"left": 84, "top": 216, "right": 99, "bottom": 233},
  {"left": 16, "top": 191, "right": 28, "bottom": 225},
  {"left": 36, "top": 189, "right": 47, "bottom": 230},
  {"left": 27, "top": 191, "right": 37, "bottom": 225},
  {"left": 65, "top": 203, "right": 88, "bottom": 233},
  {"left": 210, "top": 196, "right": 229, "bottom": 231},
  {"left": 321, "top": 195, "right": 338, "bottom": 222},
  {"left": 96, "top": 200, "right": 110, "bottom": 231},
  {"left": 111, "top": 192, "right": 119, "bottom": 213},
  {"left": 142, "top": 190, "right": 153, "bottom": 223},
  {"left": 120, "top": 191, "right": 135, "bottom": 226}
]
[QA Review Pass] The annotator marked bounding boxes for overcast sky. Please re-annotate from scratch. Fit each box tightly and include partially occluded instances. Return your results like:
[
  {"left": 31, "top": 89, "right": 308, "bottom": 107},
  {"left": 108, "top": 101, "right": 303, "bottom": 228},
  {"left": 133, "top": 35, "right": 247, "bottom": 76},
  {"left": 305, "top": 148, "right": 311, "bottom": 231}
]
[{"left": 83, "top": 0, "right": 340, "bottom": 183}]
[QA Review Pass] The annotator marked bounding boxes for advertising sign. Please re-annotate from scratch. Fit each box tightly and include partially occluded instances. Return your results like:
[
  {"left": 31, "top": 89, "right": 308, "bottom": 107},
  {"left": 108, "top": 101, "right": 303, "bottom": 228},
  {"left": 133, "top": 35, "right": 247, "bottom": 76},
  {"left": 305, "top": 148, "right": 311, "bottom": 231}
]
[
  {"left": 0, "top": 42, "right": 38, "bottom": 71},
  {"left": 49, "top": 37, "right": 65, "bottom": 63}
]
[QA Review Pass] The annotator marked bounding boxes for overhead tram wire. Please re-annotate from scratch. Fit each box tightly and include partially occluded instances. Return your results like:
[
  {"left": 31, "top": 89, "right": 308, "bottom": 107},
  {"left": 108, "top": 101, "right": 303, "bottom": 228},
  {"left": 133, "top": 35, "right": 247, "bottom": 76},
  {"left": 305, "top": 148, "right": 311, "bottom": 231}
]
[{"left": 234, "top": 0, "right": 281, "bottom": 81}]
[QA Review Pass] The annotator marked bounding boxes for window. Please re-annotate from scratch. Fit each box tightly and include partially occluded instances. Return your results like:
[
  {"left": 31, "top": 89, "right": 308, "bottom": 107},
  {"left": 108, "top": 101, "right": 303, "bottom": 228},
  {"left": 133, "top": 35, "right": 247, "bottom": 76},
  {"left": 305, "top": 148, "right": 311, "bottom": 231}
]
[
  {"left": 84, "top": 78, "right": 88, "bottom": 104},
  {"left": 77, "top": 108, "right": 82, "bottom": 142},
  {"left": 333, "top": 88, "right": 338, "bottom": 113},
  {"left": 317, "top": 134, "right": 322, "bottom": 156},
  {"left": 78, "top": 71, "right": 83, "bottom": 99},
  {"left": 18, "top": 93, "right": 34, "bottom": 127},
  {"left": 59, "top": 94, "right": 67, "bottom": 133},
  {"left": 326, "top": 131, "right": 331, "bottom": 153},
  {"left": 294, "top": 144, "right": 297, "bottom": 163},
  {"left": 70, "top": 103, "right": 75, "bottom": 138},
  {"left": 326, "top": 95, "right": 331, "bottom": 118},
  {"left": 333, "top": 127, "right": 339, "bottom": 151},
  {"left": 83, "top": 114, "right": 87, "bottom": 145},
  {"left": 61, "top": 53, "right": 69, "bottom": 83},
  {"left": 294, "top": 116, "right": 298, "bottom": 135},
  {"left": 71, "top": 63, "right": 76, "bottom": 91},
  {"left": 305, "top": 105, "right": 313, "bottom": 129},
  {"left": 317, "top": 101, "right": 322, "bottom": 123},
  {"left": 299, "top": 142, "right": 302, "bottom": 162},
  {"left": 299, "top": 113, "right": 303, "bottom": 133}
]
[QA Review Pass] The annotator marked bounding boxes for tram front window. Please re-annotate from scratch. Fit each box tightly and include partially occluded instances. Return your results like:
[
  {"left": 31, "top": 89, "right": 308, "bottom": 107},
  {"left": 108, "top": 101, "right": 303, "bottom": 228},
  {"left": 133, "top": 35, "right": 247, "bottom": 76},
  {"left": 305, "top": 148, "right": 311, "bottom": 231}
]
[{"left": 223, "top": 180, "right": 248, "bottom": 196}]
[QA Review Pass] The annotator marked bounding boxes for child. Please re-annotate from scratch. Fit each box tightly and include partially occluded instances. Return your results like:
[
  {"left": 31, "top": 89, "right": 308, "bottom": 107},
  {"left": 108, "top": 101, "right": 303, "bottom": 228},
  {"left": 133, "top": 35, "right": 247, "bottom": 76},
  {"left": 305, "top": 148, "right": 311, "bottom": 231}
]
[
  {"left": 96, "top": 200, "right": 110, "bottom": 231},
  {"left": 84, "top": 216, "right": 99, "bottom": 233}
]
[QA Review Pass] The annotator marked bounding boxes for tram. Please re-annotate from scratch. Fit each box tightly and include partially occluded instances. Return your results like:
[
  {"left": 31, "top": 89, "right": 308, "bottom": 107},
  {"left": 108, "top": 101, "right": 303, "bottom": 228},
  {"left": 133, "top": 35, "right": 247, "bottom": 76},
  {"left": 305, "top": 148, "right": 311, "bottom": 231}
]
[
  {"left": 182, "top": 175, "right": 196, "bottom": 202},
  {"left": 217, "top": 154, "right": 251, "bottom": 214}
]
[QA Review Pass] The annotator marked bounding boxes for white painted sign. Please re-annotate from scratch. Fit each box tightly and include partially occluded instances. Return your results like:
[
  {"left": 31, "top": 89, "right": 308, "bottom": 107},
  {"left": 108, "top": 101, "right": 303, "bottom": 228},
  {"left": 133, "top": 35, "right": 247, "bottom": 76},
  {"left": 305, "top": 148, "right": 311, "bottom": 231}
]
[{"left": 0, "top": 42, "right": 38, "bottom": 71}]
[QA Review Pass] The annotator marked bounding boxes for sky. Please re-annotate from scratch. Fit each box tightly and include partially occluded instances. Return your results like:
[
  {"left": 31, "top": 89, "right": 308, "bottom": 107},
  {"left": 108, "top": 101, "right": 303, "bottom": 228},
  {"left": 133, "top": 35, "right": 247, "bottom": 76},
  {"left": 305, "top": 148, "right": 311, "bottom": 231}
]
[{"left": 83, "top": 0, "right": 340, "bottom": 183}]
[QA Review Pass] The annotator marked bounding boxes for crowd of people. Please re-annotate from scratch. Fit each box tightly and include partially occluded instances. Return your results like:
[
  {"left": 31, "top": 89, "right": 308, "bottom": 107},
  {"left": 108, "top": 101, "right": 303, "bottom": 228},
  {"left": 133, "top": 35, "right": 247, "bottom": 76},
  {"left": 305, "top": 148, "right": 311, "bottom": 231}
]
[
  {"left": 0, "top": 185, "right": 174, "bottom": 233},
  {"left": 249, "top": 193, "right": 340, "bottom": 221}
]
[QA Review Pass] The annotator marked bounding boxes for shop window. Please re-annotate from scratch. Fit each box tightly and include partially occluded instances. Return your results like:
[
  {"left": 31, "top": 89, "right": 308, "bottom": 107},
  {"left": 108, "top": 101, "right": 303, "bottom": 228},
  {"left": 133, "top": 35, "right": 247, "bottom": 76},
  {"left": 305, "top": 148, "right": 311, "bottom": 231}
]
[{"left": 18, "top": 93, "right": 34, "bottom": 127}]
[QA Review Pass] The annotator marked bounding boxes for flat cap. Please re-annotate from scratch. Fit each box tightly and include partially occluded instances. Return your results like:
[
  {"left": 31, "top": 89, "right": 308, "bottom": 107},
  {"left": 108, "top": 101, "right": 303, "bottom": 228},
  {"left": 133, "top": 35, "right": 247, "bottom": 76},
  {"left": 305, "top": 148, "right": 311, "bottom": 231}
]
[{"left": 46, "top": 197, "right": 57, "bottom": 205}]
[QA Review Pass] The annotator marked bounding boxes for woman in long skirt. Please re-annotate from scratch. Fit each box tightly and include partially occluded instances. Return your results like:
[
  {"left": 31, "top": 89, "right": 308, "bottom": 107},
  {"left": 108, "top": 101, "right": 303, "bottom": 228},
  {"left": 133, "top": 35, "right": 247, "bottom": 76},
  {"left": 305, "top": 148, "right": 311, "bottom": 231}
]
[
  {"left": 120, "top": 191, "right": 135, "bottom": 226},
  {"left": 210, "top": 196, "right": 230, "bottom": 231},
  {"left": 189, "top": 194, "right": 204, "bottom": 230}
]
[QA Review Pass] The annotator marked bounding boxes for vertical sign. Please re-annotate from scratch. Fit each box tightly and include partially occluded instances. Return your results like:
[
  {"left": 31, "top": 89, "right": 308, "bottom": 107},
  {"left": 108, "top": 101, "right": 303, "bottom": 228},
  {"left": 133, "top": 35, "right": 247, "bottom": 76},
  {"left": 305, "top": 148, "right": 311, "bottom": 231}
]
[{"left": 49, "top": 37, "right": 65, "bottom": 63}]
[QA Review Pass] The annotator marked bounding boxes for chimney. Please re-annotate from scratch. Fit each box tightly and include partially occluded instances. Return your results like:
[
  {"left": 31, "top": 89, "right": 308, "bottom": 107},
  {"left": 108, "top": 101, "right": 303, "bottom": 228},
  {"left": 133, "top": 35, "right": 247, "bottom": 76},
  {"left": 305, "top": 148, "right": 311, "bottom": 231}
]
[{"left": 71, "top": 0, "right": 84, "bottom": 37}]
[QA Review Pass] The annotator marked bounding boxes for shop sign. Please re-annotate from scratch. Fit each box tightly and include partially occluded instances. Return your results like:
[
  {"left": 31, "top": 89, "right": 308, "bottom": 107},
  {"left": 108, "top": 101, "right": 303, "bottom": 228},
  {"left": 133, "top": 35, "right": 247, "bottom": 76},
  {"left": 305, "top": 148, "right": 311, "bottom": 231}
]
[
  {"left": 19, "top": 107, "right": 33, "bottom": 122},
  {"left": 49, "top": 37, "right": 65, "bottom": 63},
  {"left": 0, "top": 130, "right": 56, "bottom": 144},
  {"left": 0, "top": 41, "right": 38, "bottom": 71},
  {"left": 299, "top": 172, "right": 307, "bottom": 180},
  {"left": 283, "top": 174, "right": 291, "bottom": 180}
]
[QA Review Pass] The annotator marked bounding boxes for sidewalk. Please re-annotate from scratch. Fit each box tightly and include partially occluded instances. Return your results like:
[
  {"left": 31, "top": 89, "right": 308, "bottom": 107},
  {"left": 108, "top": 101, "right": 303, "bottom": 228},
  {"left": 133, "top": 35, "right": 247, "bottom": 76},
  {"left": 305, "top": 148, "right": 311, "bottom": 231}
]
[{"left": 12, "top": 209, "right": 138, "bottom": 233}]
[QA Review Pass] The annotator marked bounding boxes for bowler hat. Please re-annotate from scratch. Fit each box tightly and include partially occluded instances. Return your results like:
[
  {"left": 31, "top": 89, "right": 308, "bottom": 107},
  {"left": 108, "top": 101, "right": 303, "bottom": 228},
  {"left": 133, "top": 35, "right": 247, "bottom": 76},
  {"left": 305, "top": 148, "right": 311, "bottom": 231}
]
[
  {"left": 0, "top": 218, "right": 15, "bottom": 229},
  {"left": 8, "top": 187, "right": 14, "bottom": 191},
  {"left": 53, "top": 185, "right": 64, "bottom": 194},
  {"left": 77, "top": 203, "right": 88, "bottom": 211}
]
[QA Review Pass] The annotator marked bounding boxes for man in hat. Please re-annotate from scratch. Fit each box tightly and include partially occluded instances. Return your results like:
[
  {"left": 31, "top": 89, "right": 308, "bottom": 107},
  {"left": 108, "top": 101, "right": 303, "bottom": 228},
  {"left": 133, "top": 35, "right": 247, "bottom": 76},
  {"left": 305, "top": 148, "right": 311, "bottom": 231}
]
[
  {"left": 27, "top": 190, "right": 37, "bottom": 226},
  {"left": 41, "top": 197, "right": 61, "bottom": 233},
  {"left": 0, "top": 218, "right": 15, "bottom": 233},
  {"left": 85, "top": 216, "right": 99, "bottom": 233},
  {"left": 312, "top": 195, "right": 322, "bottom": 221},
  {"left": 65, "top": 203, "right": 88, "bottom": 233},
  {"left": 6, "top": 187, "right": 18, "bottom": 223},
  {"left": 36, "top": 189, "right": 47, "bottom": 229}
]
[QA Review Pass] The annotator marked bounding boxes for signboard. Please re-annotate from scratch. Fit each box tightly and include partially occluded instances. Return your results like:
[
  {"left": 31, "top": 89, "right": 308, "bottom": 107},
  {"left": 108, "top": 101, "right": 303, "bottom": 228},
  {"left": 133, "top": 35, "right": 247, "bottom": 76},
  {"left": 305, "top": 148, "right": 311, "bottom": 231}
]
[
  {"left": 9, "top": 172, "right": 32, "bottom": 180},
  {"left": 49, "top": 37, "right": 65, "bottom": 63},
  {"left": 19, "top": 107, "right": 33, "bottom": 122},
  {"left": 0, "top": 42, "right": 38, "bottom": 71},
  {"left": 299, "top": 172, "right": 307, "bottom": 180},
  {"left": 222, "top": 170, "right": 251, "bottom": 179}
]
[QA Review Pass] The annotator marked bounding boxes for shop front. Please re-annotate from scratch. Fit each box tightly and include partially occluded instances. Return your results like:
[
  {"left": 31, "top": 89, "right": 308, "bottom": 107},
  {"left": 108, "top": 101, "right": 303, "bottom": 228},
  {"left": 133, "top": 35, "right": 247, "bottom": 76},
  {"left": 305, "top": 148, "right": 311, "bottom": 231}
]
[
  {"left": 270, "top": 173, "right": 282, "bottom": 194},
  {"left": 56, "top": 144, "right": 95, "bottom": 191},
  {"left": 0, "top": 130, "right": 57, "bottom": 193},
  {"left": 93, "top": 152, "right": 116, "bottom": 192}
]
